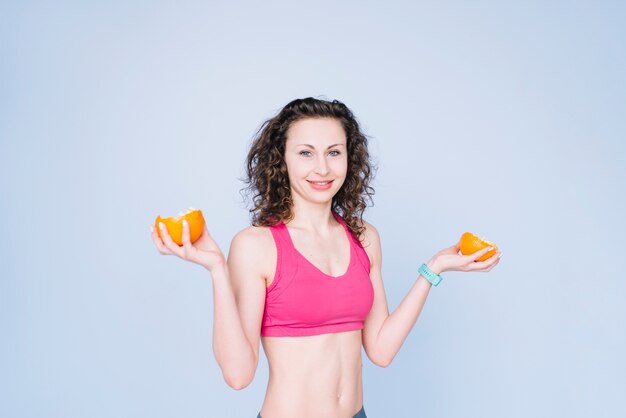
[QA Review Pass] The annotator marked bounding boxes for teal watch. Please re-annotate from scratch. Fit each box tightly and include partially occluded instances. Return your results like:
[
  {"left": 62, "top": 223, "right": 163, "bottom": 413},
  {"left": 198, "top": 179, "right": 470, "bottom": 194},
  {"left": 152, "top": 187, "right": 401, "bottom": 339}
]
[{"left": 419, "top": 263, "right": 442, "bottom": 286}]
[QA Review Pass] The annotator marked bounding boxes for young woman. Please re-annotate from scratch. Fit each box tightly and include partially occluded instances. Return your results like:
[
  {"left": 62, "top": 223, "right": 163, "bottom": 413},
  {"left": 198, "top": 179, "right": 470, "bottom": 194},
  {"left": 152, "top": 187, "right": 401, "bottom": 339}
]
[{"left": 151, "top": 97, "right": 502, "bottom": 418}]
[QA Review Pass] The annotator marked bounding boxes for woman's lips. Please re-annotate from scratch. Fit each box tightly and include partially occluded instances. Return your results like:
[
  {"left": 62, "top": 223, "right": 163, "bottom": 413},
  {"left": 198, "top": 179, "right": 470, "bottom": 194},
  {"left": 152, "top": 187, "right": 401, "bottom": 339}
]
[{"left": 307, "top": 180, "right": 334, "bottom": 190}]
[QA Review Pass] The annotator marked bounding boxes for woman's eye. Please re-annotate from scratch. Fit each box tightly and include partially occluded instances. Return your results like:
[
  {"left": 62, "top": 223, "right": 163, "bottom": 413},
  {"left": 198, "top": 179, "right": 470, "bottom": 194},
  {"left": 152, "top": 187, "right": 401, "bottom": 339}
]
[{"left": 299, "top": 150, "right": 340, "bottom": 157}]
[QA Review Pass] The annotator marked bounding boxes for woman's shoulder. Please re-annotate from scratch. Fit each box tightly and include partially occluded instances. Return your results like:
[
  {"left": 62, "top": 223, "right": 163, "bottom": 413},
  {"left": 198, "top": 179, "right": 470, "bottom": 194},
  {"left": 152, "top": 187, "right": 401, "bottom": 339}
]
[
  {"left": 356, "top": 219, "right": 381, "bottom": 267},
  {"left": 231, "top": 224, "right": 275, "bottom": 250},
  {"left": 229, "top": 224, "right": 277, "bottom": 279},
  {"left": 358, "top": 219, "right": 380, "bottom": 247}
]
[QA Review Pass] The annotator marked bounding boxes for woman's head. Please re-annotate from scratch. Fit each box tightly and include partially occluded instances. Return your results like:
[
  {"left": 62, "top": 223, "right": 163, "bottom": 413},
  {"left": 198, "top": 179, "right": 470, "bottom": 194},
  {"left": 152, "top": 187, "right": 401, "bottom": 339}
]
[
  {"left": 283, "top": 117, "right": 348, "bottom": 211},
  {"left": 242, "top": 97, "right": 375, "bottom": 240}
]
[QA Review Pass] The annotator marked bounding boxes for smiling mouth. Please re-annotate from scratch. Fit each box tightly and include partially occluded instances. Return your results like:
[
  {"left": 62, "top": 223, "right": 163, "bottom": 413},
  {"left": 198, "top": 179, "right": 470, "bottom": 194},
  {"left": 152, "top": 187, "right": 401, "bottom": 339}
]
[{"left": 307, "top": 180, "right": 333, "bottom": 185}]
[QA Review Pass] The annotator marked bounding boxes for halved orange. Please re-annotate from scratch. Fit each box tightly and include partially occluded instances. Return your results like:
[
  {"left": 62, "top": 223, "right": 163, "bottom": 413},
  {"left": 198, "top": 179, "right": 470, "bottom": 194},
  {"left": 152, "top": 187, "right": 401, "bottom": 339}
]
[
  {"left": 459, "top": 232, "right": 498, "bottom": 262},
  {"left": 155, "top": 208, "right": 205, "bottom": 246}
]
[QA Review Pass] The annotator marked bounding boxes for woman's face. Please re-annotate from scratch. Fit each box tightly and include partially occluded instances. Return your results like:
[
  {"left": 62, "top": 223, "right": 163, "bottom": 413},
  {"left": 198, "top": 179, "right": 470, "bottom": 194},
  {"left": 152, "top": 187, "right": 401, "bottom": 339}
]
[{"left": 283, "top": 117, "right": 348, "bottom": 206}]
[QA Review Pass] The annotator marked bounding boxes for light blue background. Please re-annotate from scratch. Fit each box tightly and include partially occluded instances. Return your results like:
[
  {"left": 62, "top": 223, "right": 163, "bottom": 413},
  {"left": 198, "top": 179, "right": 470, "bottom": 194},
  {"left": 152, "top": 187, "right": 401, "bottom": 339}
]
[{"left": 2, "top": 1, "right": 625, "bottom": 417}]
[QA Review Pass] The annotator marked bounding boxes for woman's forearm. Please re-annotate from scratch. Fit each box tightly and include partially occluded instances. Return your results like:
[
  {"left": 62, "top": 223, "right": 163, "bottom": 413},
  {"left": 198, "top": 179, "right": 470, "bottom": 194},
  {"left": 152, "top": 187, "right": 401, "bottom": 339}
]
[
  {"left": 375, "top": 264, "right": 437, "bottom": 367},
  {"left": 209, "top": 263, "right": 256, "bottom": 389}
]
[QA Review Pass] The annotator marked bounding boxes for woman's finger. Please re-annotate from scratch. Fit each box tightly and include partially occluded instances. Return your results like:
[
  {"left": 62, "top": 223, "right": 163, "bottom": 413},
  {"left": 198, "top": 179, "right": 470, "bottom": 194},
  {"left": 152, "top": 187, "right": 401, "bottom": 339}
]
[
  {"left": 181, "top": 220, "right": 192, "bottom": 246},
  {"left": 485, "top": 258, "right": 501, "bottom": 271},
  {"left": 470, "top": 246, "right": 496, "bottom": 262},
  {"left": 480, "top": 256, "right": 501, "bottom": 271},
  {"left": 468, "top": 252, "right": 502, "bottom": 271},
  {"left": 151, "top": 225, "right": 173, "bottom": 255},
  {"left": 180, "top": 220, "right": 195, "bottom": 259},
  {"left": 158, "top": 222, "right": 184, "bottom": 258}
]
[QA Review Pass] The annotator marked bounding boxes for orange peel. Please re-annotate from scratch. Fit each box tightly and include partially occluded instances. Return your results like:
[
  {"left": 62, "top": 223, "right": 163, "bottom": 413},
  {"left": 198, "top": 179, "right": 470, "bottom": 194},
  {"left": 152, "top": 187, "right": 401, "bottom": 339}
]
[
  {"left": 155, "top": 208, "right": 205, "bottom": 246},
  {"left": 459, "top": 232, "right": 498, "bottom": 262}
]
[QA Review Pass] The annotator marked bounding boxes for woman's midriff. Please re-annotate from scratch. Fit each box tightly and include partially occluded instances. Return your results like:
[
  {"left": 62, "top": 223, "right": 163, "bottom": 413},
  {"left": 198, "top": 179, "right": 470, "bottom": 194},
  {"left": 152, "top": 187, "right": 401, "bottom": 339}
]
[{"left": 259, "top": 329, "right": 364, "bottom": 418}]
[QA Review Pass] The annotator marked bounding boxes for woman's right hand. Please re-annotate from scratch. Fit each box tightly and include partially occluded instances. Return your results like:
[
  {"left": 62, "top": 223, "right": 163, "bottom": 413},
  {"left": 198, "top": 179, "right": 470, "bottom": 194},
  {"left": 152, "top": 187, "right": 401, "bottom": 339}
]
[{"left": 151, "top": 220, "right": 226, "bottom": 272}]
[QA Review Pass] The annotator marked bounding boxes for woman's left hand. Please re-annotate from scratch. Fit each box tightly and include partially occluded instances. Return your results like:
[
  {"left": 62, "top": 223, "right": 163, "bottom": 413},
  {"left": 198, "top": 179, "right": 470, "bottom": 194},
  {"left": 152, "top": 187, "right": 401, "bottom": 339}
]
[{"left": 426, "top": 242, "right": 502, "bottom": 275}]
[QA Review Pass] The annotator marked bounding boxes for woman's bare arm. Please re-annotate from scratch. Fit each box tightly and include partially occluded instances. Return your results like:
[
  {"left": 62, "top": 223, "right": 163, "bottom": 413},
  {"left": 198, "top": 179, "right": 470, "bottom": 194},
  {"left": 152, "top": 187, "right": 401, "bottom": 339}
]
[
  {"left": 211, "top": 227, "right": 269, "bottom": 390},
  {"left": 152, "top": 220, "right": 268, "bottom": 390},
  {"left": 361, "top": 222, "right": 501, "bottom": 367}
]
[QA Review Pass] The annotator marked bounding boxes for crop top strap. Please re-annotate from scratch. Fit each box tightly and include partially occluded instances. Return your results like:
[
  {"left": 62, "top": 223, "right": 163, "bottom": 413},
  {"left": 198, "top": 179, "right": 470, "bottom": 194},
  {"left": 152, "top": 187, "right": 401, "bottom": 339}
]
[
  {"left": 267, "top": 222, "right": 299, "bottom": 293},
  {"left": 268, "top": 222, "right": 292, "bottom": 253},
  {"left": 332, "top": 212, "right": 371, "bottom": 274}
]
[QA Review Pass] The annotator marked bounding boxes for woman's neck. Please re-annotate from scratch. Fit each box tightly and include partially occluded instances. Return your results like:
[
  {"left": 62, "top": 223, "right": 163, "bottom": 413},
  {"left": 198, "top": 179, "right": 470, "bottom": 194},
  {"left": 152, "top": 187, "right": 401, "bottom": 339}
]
[{"left": 286, "top": 201, "right": 337, "bottom": 234}]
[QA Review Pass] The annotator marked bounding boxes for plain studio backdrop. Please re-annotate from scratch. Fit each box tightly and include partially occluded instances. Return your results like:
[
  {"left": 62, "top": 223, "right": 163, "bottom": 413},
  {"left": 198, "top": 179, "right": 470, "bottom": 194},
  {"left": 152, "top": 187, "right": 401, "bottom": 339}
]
[{"left": 1, "top": 1, "right": 625, "bottom": 417}]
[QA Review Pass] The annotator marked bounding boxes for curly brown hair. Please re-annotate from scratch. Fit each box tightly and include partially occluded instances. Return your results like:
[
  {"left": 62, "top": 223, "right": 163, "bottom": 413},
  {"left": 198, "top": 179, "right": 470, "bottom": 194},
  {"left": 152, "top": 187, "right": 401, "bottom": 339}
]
[{"left": 241, "top": 97, "right": 376, "bottom": 242}]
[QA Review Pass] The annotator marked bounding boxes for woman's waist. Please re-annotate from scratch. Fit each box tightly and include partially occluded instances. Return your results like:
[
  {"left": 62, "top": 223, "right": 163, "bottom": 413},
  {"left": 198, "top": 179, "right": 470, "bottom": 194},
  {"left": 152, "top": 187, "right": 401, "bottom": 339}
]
[
  {"left": 263, "top": 369, "right": 363, "bottom": 418},
  {"left": 262, "top": 329, "right": 362, "bottom": 351},
  {"left": 262, "top": 330, "right": 363, "bottom": 371},
  {"left": 267, "top": 358, "right": 363, "bottom": 389}
]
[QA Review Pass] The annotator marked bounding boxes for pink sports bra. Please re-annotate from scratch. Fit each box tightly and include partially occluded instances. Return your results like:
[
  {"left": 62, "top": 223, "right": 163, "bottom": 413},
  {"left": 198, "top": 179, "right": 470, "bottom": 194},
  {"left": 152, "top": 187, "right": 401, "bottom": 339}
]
[{"left": 260, "top": 211, "right": 375, "bottom": 337}]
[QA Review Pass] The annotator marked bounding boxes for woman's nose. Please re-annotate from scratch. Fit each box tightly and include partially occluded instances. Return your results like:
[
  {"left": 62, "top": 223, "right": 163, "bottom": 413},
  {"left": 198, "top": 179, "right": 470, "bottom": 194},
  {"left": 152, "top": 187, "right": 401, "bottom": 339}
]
[{"left": 315, "top": 156, "right": 330, "bottom": 175}]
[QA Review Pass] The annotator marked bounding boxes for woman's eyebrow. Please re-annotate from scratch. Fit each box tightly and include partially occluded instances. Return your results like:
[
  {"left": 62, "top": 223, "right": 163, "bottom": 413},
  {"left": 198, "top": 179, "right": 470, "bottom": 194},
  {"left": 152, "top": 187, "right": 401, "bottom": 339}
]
[{"left": 299, "top": 143, "right": 345, "bottom": 150}]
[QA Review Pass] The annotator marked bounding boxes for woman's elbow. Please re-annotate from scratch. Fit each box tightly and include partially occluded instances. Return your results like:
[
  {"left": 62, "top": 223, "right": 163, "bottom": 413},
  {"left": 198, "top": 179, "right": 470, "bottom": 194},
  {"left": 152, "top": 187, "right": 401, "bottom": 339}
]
[
  {"left": 366, "top": 350, "right": 392, "bottom": 368},
  {"left": 375, "top": 357, "right": 392, "bottom": 368},
  {"left": 224, "top": 371, "right": 255, "bottom": 390},
  {"left": 227, "top": 379, "right": 251, "bottom": 391}
]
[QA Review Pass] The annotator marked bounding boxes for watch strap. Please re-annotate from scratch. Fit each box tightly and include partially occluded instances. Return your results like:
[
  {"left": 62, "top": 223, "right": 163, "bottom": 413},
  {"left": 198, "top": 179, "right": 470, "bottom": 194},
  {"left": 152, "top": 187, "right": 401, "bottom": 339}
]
[{"left": 419, "top": 263, "right": 442, "bottom": 286}]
